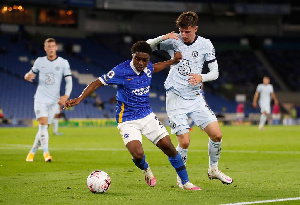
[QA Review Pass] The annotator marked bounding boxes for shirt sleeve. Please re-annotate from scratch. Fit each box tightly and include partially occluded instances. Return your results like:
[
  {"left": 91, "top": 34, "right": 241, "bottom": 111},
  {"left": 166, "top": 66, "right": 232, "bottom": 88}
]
[
  {"left": 31, "top": 58, "right": 40, "bottom": 74},
  {"left": 204, "top": 39, "right": 216, "bottom": 62},
  {"left": 63, "top": 60, "right": 72, "bottom": 77},
  {"left": 99, "top": 65, "right": 124, "bottom": 86}
]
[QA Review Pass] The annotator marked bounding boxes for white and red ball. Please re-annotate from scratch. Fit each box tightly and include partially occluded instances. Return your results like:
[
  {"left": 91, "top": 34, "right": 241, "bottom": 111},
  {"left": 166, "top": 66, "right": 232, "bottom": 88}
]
[{"left": 87, "top": 170, "right": 111, "bottom": 193}]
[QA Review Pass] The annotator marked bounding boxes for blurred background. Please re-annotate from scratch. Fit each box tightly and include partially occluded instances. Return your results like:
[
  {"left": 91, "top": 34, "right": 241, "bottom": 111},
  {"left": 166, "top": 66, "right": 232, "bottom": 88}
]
[{"left": 0, "top": 0, "right": 299, "bottom": 127}]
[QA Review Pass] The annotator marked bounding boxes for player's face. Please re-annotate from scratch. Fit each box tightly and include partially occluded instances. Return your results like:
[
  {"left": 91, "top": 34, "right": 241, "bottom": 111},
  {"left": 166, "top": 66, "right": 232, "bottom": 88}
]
[
  {"left": 179, "top": 26, "right": 198, "bottom": 44},
  {"left": 44, "top": 42, "right": 58, "bottom": 59},
  {"left": 132, "top": 52, "right": 150, "bottom": 71},
  {"left": 263, "top": 77, "right": 270, "bottom": 85}
]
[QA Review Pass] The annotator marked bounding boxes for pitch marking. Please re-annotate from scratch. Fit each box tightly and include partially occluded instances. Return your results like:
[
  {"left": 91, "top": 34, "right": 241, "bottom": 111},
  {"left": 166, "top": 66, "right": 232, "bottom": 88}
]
[{"left": 222, "top": 197, "right": 300, "bottom": 205}]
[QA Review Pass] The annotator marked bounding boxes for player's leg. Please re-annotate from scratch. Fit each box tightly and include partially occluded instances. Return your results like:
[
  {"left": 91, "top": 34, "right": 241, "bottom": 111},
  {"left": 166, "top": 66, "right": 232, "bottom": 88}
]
[
  {"left": 53, "top": 104, "right": 62, "bottom": 135},
  {"left": 118, "top": 120, "right": 155, "bottom": 187},
  {"left": 155, "top": 135, "right": 200, "bottom": 190},
  {"left": 142, "top": 113, "right": 200, "bottom": 190},
  {"left": 26, "top": 132, "right": 41, "bottom": 162},
  {"left": 38, "top": 116, "right": 52, "bottom": 162},
  {"left": 259, "top": 111, "right": 268, "bottom": 130},
  {"left": 204, "top": 121, "right": 232, "bottom": 184}
]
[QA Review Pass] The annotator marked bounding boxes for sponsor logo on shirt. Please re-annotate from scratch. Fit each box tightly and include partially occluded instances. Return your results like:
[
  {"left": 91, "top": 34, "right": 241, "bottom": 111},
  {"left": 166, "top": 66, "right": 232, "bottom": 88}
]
[{"left": 132, "top": 86, "right": 150, "bottom": 95}]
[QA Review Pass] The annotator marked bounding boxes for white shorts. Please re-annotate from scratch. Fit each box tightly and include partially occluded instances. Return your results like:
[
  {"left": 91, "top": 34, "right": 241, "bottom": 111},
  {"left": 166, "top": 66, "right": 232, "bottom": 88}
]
[
  {"left": 259, "top": 104, "right": 271, "bottom": 114},
  {"left": 34, "top": 102, "right": 59, "bottom": 124},
  {"left": 166, "top": 91, "right": 217, "bottom": 134},
  {"left": 117, "top": 112, "right": 168, "bottom": 146}
]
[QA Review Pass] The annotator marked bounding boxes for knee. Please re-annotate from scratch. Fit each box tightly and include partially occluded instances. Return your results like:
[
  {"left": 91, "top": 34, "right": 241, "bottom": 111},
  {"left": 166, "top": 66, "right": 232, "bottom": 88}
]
[
  {"left": 180, "top": 138, "right": 190, "bottom": 149},
  {"left": 132, "top": 150, "right": 144, "bottom": 161},
  {"left": 211, "top": 132, "right": 222, "bottom": 142}
]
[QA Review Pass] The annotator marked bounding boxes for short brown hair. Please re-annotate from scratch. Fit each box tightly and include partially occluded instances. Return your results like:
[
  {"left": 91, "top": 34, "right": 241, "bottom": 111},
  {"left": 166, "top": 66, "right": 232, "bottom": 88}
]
[
  {"left": 176, "top": 11, "right": 198, "bottom": 28},
  {"left": 44, "top": 38, "right": 56, "bottom": 45}
]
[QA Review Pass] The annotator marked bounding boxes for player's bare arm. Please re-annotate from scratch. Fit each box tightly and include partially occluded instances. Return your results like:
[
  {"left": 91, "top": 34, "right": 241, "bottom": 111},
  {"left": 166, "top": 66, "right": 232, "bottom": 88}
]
[
  {"left": 65, "top": 79, "right": 103, "bottom": 108},
  {"left": 253, "top": 92, "right": 259, "bottom": 108},
  {"left": 153, "top": 52, "right": 182, "bottom": 73},
  {"left": 24, "top": 72, "right": 36, "bottom": 82},
  {"left": 188, "top": 74, "right": 203, "bottom": 86},
  {"left": 271, "top": 93, "right": 279, "bottom": 105}
]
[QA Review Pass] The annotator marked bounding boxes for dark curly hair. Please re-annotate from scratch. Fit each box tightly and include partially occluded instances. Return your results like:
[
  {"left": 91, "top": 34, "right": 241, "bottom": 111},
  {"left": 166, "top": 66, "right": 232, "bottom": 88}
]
[
  {"left": 176, "top": 11, "right": 198, "bottom": 28},
  {"left": 131, "top": 41, "right": 152, "bottom": 56}
]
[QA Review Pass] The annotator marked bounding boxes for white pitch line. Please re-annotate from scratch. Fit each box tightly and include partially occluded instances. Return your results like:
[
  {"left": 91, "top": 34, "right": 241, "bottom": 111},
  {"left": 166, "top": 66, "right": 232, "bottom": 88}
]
[
  {"left": 222, "top": 197, "right": 300, "bottom": 205},
  {"left": 0, "top": 144, "right": 300, "bottom": 154}
]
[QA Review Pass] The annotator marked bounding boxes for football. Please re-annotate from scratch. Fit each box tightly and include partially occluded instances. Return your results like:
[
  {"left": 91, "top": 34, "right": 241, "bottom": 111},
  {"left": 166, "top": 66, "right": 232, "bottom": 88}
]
[{"left": 86, "top": 170, "right": 111, "bottom": 193}]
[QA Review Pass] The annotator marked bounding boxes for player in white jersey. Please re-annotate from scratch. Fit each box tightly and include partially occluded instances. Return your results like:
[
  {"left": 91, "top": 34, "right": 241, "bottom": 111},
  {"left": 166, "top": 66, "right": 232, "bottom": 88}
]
[
  {"left": 24, "top": 38, "right": 72, "bottom": 162},
  {"left": 253, "top": 76, "right": 278, "bottom": 130},
  {"left": 147, "top": 11, "right": 232, "bottom": 186}
]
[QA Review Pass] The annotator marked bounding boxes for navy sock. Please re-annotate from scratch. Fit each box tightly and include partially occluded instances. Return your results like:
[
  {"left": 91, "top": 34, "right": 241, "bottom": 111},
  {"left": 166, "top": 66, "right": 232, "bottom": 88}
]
[
  {"left": 168, "top": 153, "right": 189, "bottom": 184},
  {"left": 132, "top": 154, "right": 149, "bottom": 170}
]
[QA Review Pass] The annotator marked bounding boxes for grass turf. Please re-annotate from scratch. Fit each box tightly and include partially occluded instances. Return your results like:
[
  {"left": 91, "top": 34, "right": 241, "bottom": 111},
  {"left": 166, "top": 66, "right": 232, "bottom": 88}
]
[{"left": 0, "top": 125, "right": 299, "bottom": 205}]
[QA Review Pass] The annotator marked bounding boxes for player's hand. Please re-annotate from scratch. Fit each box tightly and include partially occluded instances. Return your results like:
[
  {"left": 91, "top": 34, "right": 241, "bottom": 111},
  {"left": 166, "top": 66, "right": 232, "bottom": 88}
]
[
  {"left": 188, "top": 74, "right": 202, "bottom": 86},
  {"left": 252, "top": 102, "right": 257, "bottom": 108},
  {"left": 64, "top": 98, "right": 81, "bottom": 109},
  {"left": 173, "top": 52, "right": 182, "bottom": 64},
  {"left": 58, "top": 95, "right": 69, "bottom": 106},
  {"left": 162, "top": 31, "right": 179, "bottom": 41},
  {"left": 24, "top": 73, "right": 36, "bottom": 82}
]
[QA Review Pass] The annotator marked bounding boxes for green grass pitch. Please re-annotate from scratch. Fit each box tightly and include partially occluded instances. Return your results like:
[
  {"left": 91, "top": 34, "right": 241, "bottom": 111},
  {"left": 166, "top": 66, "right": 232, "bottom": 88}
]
[{"left": 0, "top": 125, "right": 299, "bottom": 205}]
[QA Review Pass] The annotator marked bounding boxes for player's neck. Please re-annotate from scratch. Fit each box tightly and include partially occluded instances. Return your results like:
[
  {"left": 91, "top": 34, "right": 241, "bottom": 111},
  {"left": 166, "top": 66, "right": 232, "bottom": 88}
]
[{"left": 47, "top": 55, "right": 58, "bottom": 61}]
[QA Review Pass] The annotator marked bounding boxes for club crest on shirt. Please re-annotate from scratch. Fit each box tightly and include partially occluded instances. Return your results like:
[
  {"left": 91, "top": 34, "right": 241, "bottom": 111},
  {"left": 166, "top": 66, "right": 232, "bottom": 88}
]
[
  {"left": 192, "top": 51, "right": 198, "bottom": 57},
  {"left": 55, "top": 66, "right": 60, "bottom": 71},
  {"left": 178, "top": 59, "right": 191, "bottom": 76}
]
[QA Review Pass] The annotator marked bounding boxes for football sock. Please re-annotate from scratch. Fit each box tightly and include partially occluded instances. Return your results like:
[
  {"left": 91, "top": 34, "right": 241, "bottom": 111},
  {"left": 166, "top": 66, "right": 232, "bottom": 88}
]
[
  {"left": 30, "top": 132, "right": 41, "bottom": 154},
  {"left": 39, "top": 125, "right": 49, "bottom": 153},
  {"left": 53, "top": 118, "right": 58, "bottom": 133},
  {"left": 168, "top": 153, "right": 189, "bottom": 185},
  {"left": 176, "top": 144, "right": 188, "bottom": 166},
  {"left": 132, "top": 154, "right": 149, "bottom": 170},
  {"left": 208, "top": 138, "right": 221, "bottom": 167},
  {"left": 259, "top": 114, "right": 267, "bottom": 127}
]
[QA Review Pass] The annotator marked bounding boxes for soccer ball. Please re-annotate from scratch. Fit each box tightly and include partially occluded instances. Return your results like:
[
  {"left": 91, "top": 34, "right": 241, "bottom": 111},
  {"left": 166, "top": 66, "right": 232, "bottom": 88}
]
[{"left": 86, "top": 170, "right": 111, "bottom": 193}]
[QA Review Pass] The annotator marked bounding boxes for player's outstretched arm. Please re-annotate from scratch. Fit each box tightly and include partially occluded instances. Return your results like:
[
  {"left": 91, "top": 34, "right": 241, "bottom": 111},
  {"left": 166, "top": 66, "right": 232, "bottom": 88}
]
[
  {"left": 153, "top": 52, "right": 182, "bottom": 73},
  {"left": 64, "top": 79, "right": 103, "bottom": 108},
  {"left": 146, "top": 31, "right": 179, "bottom": 50}
]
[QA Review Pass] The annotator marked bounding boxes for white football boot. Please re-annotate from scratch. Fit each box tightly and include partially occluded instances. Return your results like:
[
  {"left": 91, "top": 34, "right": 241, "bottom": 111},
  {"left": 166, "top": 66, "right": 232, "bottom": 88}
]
[
  {"left": 176, "top": 175, "right": 183, "bottom": 189},
  {"left": 208, "top": 166, "right": 232, "bottom": 184},
  {"left": 182, "top": 181, "right": 201, "bottom": 190},
  {"left": 142, "top": 167, "right": 156, "bottom": 187}
]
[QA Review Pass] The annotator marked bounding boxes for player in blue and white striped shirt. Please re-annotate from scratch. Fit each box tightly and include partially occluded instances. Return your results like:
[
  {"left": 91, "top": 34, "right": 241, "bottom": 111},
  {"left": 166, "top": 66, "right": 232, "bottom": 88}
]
[
  {"left": 147, "top": 11, "right": 232, "bottom": 186},
  {"left": 65, "top": 41, "right": 200, "bottom": 190}
]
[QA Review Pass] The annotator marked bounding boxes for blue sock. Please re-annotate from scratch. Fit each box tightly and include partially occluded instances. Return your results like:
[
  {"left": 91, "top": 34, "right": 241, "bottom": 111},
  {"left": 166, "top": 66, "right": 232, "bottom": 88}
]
[
  {"left": 168, "top": 153, "right": 189, "bottom": 185},
  {"left": 132, "top": 154, "right": 149, "bottom": 170}
]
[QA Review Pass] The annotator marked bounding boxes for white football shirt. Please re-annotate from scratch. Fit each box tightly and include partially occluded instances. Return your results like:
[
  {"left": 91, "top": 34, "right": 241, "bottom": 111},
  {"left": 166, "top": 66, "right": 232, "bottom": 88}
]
[
  {"left": 32, "top": 56, "right": 71, "bottom": 104},
  {"left": 158, "top": 35, "right": 217, "bottom": 99},
  {"left": 256, "top": 83, "right": 274, "bottom": 108}
]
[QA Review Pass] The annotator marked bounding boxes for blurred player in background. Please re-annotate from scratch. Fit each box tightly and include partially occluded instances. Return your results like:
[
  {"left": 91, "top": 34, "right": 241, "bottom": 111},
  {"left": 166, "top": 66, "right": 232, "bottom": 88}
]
[
  {"left": 147, "top": 11, "right": 233, "bottom": 187},
  {"left": 64, "top": 41, "right": 200, "bottom": 190},
  {"left": 253, "top": 76, "right": 278, "bottom": 130},
  {"left": 24, "top": 38, "right": 72, "bottom": 162}
]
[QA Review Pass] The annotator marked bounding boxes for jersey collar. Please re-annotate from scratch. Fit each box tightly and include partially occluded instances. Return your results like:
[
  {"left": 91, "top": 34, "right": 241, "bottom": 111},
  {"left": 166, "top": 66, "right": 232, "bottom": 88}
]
[
  {"left": 47, "top": 55, "right": 58, "bottom": 62},
  {"left": 182, "top": 35, "right": 198, "bottom": 46},
  {"left": 130, "top": 60, "right": 147, "bottom": 75}
]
